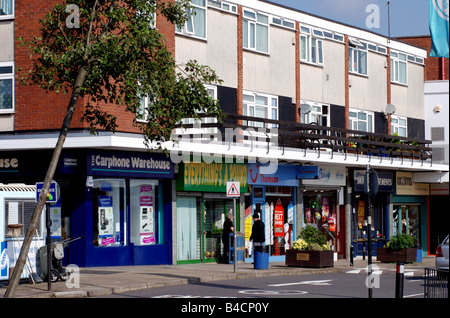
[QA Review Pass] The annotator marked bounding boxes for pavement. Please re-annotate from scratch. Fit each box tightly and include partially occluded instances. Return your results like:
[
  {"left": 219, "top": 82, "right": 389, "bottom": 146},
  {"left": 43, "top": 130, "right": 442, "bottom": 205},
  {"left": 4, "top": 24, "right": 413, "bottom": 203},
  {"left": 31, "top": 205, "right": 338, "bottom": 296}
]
[{"left": 0, "top": 256, "right": 436, "bottom": 298}]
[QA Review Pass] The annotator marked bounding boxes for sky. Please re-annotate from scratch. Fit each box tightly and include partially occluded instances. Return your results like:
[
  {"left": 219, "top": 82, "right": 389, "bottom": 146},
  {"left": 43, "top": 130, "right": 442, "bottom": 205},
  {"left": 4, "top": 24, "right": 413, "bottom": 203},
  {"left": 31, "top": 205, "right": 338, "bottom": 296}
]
[{"left": 268, "top": 0, "right": 431, "bottom": 37}]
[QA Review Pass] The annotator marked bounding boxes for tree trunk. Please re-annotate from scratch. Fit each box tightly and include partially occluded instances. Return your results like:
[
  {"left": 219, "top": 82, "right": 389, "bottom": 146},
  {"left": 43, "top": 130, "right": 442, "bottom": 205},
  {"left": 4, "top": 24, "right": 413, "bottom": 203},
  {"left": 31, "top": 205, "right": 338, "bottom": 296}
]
[{"left": 4, "top": 66, "right": 89, "bottom": 298}]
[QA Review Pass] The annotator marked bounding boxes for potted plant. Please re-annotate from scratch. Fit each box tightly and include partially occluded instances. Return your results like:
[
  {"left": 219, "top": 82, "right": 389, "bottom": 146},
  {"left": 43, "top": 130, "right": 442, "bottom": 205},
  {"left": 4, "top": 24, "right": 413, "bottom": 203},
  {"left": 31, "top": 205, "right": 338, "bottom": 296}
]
[
  {"left": 377, "top": 234, "right": 417, "bottom": 263},
  {"left": 285, "top": 225, "right": 334, "bottom": 268}
]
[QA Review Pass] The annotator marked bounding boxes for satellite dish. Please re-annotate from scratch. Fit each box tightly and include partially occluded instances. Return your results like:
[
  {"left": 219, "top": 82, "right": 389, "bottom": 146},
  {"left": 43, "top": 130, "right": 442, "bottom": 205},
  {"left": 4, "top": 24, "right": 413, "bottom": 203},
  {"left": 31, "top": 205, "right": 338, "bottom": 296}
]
[
  {"left": 299, "top": 103, "right": 312, "bottom": 114},
  {"left": 386, "top": 104, "right": 396, "bottom": 115}
]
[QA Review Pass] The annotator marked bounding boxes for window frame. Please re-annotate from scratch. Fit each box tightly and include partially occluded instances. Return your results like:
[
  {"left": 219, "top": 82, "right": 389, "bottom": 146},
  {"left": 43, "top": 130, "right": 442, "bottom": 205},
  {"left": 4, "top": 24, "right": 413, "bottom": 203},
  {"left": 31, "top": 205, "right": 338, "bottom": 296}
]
[
  {"left": 0, "top": 0, "right": 14, "bottom": 20},
  {"left": 299, "top": 26, "right": 324, "bottom": 66},
  {"left": 176, "top": 0, "right": 207, "bottom": 39},
  {"left": 243, "top": 91, "right": 278, "bottom": 128},
  {"left": 242, "top": 9, "right": 269, "bottom": 54},
  {"left": 299, "top": 100, "right": 330, "bottom": 127},
  {"left": 0, "top": 61, "right": 14, "bottom": 113},
  {"left": 391, "top": 115, "right": 408, "bottom": 137},
  {"left": 349, "top": 109, "right": 374, "bottom": 133},
  {"left": 390, "top": 50, "right": 408, "bottom": 85},
  {"left": 348, "top": 39, "right": 368, "bottom": 76}
]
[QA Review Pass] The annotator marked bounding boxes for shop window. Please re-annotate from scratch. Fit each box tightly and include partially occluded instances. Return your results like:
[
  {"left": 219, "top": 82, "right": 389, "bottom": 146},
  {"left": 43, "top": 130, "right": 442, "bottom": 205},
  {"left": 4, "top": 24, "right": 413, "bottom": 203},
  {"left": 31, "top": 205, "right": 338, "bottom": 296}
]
[
  {"left": 176, "top": 196, "right": 202, "bottom": 261},
  {"left": 393, "top": 205, "right": 420, "bottom": 242},
  {"left": 130, "top": 180, "right": 159, "bottom": 246},
  {"left": 303, "top": 191, "right": 336, "bottom": 231},
  {"left": 93, "top": 179, "right": 126, "bottom": 247}
]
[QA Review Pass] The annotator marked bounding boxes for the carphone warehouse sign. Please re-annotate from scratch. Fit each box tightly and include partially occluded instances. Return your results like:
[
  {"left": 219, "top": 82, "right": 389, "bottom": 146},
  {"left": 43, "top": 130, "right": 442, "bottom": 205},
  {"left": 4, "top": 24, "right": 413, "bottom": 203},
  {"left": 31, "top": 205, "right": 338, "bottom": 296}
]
[{"left": 88, "top": 150, "right": 173, "bottom": 178}]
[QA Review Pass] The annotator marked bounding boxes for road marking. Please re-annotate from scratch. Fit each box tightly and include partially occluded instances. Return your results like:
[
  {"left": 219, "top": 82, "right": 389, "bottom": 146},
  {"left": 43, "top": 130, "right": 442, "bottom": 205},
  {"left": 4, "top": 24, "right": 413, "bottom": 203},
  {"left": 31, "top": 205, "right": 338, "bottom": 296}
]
[
  {"left": 239, "top": 290, "right": 308, "bottom": 295},
  {"left": 268, "top": 280, "right": 332, "bottom": 287},
  {"left": 404, "top": 293, "right": 424, "bottom": 298}
]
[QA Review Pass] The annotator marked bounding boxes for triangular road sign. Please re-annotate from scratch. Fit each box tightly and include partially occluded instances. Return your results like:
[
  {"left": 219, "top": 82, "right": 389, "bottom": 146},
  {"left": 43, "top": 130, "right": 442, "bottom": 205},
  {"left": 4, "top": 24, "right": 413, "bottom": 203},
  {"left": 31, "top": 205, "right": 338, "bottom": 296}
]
[{"left": 226, "top": 181, "right": 240, "bottom": 197}]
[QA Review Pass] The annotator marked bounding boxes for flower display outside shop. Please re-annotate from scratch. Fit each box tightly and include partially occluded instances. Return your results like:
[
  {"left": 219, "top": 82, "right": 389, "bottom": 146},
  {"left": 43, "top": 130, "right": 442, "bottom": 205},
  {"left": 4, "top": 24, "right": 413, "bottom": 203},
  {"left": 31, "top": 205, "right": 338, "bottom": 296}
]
[{"left": 291, "top": 225, "right": 330, "bottom": 251}]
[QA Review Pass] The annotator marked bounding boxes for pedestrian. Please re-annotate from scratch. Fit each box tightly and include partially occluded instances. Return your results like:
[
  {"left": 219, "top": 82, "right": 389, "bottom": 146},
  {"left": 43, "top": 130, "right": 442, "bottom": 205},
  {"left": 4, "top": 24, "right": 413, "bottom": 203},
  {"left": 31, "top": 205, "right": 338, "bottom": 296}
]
[
  {"left": 250, "top": 212, "right": 265, "bottom": 253},
  {"left": 222, "top": 213, "right": 234, "bottom": 263}
]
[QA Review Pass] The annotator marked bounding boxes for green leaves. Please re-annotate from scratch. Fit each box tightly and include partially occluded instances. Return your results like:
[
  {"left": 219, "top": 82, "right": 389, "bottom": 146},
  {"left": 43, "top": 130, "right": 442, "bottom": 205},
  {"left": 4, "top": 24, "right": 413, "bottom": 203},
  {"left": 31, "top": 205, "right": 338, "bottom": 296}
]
[
  {"left": 387, "top": 234, "right": 415, "bottom": 250},
  {"left": 19, "top": 0, "right": 222, "bottom": 144}
]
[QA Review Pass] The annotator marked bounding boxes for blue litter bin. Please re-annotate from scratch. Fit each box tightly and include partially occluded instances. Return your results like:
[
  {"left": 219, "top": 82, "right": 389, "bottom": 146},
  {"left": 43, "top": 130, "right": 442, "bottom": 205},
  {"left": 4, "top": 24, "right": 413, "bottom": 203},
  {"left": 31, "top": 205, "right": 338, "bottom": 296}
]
[{"left": 254, "top": 248, "right": 269, "bottom": 269}]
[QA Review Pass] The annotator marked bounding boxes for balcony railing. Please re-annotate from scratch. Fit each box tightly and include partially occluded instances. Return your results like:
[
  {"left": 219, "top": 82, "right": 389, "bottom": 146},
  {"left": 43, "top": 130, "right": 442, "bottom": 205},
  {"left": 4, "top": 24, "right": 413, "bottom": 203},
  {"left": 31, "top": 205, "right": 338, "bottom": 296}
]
[{"left": 174, "top": 113, "right": 433, "bottom": 164}]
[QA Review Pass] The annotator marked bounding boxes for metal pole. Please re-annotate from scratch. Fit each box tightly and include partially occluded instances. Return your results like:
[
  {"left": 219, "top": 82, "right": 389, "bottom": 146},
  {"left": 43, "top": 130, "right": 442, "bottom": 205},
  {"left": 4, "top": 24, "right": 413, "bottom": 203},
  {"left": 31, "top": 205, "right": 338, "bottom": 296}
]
[
  {"left": 233, "top": 197, "right": 237, "bottom": 273},
  {"left": 366, "top": 164, "right": 373, "bottom": 298},
  {"left": 395, "top": 262, "right": 404, "bottom": 298},
  {"left": 45, "top": 203, "right": 51, "bottom": 291}
]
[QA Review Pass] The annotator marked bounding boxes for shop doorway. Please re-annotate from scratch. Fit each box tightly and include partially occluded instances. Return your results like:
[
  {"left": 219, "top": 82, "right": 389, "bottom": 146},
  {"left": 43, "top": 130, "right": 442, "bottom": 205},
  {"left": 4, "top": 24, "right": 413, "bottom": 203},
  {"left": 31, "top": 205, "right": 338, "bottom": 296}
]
[{"left": 176, "top": 195, "right": 238, "bottom": 264}]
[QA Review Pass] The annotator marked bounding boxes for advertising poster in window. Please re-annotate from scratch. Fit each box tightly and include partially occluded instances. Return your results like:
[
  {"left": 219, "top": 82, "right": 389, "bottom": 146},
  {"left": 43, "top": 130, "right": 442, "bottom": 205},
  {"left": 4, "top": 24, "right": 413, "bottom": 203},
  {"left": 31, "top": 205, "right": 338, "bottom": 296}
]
[
  {"left": 50, "top": 200, "right": 62, "bottom": 239},
  {"left": 274, "top": 200, "right": 284, "bottom": 238},
  {"left": 139, "top": 185, "right": 155, "bottom": 245},
  {"left": 357, "top": 200, "right": 365, "bottom": 229},
  {"left": 98, "top": 196, "right": 115, "bottom": 246}
]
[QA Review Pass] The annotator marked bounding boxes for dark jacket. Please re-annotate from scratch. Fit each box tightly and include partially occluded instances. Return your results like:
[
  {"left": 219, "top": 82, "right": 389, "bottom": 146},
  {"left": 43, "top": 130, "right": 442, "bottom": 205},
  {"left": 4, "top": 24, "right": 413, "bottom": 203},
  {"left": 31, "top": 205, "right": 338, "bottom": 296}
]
[{"left": 250, "top": 220, "right": 265, "bottom": 243}]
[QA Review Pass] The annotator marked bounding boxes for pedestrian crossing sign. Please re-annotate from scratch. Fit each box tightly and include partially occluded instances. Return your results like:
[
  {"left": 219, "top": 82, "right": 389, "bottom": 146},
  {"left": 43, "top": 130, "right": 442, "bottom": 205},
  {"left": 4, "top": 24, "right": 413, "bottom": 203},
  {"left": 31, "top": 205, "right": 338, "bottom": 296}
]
[{"left": 226, "top": 181, "right": 240, "bottom": 197}]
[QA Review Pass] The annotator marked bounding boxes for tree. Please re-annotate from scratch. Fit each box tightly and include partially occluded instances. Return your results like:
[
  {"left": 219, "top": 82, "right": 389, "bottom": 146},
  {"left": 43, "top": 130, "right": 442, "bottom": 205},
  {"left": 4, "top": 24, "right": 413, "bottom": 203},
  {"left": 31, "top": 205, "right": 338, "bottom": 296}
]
[{"left": 4, "top": 0, "right": 222, "bottom": 298}]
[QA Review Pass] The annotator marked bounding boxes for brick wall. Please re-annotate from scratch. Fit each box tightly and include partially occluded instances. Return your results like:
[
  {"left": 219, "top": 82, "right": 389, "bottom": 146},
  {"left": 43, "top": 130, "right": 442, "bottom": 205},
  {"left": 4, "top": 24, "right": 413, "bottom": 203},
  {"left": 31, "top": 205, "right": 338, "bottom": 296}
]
[
  {"left": 14, "top": 0, "right": 176, "bottom": 133},
  {"left": 397, "top": 36, "right": 449, "bottom": 81}
]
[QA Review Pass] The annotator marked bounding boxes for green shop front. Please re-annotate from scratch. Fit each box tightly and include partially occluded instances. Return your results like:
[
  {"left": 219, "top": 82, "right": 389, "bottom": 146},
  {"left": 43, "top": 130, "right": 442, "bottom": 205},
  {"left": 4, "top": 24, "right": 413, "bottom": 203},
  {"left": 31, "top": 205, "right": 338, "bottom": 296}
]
[{"left": 175, "top": 162, "right": 247, "bottom": 264}]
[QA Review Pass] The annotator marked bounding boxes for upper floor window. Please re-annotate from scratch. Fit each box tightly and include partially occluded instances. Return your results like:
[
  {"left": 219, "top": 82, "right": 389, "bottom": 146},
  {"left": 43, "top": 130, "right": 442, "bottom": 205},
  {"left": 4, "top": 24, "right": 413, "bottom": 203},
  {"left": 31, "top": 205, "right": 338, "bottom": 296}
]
[
  {"left": 390, "top": 51, "right": 407, "bottom": 85},
  {"left": 207, "top": 0, "right": 237, "bottom": 13},
  {"left": 243, "top": 91, "right": 278, "bottom": 128},
  {"left": 0, "top": 0, "right": 14, "bottom": 19},
  {"left": 176, "top": 0, "right": 206, "bottom": 39},
  {"left": 243, "top": 9, "right": 269, "bottom": 53},
  {"left": 299, "top": 101, "right": 329, "bottom": 127},
  {"left": 348, "top": 39, "right": 368, "bottom": 76},
  {"left": 391, "top": 115, "right": 407, "bottom": 137},
  {"left": 0, "top": 62, "right": 14, "bottom": 113},
  {"left": 349, "top": 109, "right": 373, "bottom": 133},
  {"left": 300, "top": 26, "right": 324, "bottom": 65}
]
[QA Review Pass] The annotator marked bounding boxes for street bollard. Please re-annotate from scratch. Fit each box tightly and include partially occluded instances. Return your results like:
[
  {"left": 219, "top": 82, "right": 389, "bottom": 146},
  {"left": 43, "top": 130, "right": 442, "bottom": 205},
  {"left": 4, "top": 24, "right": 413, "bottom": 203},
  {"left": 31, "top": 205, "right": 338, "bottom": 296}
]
[{"left": 395, "top": 262, "right": 404, "bottom": 298}]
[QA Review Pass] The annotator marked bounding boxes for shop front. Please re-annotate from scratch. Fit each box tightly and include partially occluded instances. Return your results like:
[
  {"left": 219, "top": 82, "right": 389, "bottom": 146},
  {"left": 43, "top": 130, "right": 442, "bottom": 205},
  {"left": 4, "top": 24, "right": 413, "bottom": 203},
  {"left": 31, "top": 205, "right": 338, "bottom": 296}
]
[
  {"left": 352, "top": 169, "right": 394, "bottom": 257},
  {"left": 175, "top": 162, "right": 247, "bottom": 264},
  {"left": 393, "top": 171, "right": 429, "bottom": 257},
  {"left": 246, "top": 163, "right": 318, "bottom": 262},
  {"left": 74, "top": 150, "right": 174, "bottom": 267},
  {"left": 301, "top": 165, "right": 347, "bottom": 259}
]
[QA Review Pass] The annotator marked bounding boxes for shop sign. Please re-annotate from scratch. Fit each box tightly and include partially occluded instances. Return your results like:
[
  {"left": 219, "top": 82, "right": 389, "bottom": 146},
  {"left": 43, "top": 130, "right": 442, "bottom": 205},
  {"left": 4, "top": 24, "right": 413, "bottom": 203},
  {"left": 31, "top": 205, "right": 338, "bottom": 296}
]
[
  {"left": 303, "top": 165, "right": 346, "bottom": 186},
  {"left": 248, "top": 163, "right": 306, "bottom": 186},
  {"left": 354, "top": 170, "right": 393, "bottom": 193},
  {"left": 296, "top": 166, "right": 319, "bottom": 179},
  {"left": 88, "top": 150, "right": 173, "bottom": 178},
  {"left": 178, "top": 162, "right": 247, "bottom": 193},
  {"left": 396, "top": 172, "right": 429, "bottom": 195},
  {"left": 274, "top": 200, "right": 284, "bottom": 237}
]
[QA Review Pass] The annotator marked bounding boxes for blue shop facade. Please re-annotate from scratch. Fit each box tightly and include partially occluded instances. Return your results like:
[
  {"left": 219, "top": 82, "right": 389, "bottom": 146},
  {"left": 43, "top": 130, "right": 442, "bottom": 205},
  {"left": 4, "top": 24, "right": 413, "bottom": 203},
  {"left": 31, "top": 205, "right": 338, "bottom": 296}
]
[{"left": 0, "top": 149, "right": 174, "bottom": 271}]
